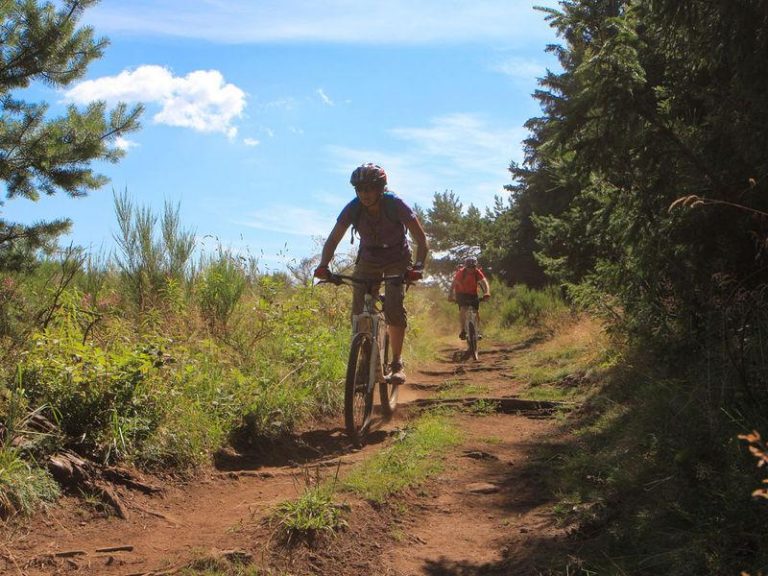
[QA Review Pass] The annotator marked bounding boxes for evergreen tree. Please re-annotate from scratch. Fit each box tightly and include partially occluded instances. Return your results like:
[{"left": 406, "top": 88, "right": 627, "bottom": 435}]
[
  {"left": 0, "top": 0, "right": 143, "bottom": 271},
  {"left": 420, "top": 191, "right": 480, "bottom": 282},
  {"left": 512, "top": 0, "right": 768, "bottom": 354}
]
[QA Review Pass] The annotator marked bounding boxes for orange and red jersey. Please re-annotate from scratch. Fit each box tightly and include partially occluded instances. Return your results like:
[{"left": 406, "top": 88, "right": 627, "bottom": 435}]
[{"left": 452, "top": 266, "right": 486, "bottom": 295}]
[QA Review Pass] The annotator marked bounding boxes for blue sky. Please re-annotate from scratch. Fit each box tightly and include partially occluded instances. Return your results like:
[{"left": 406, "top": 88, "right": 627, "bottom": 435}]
[{"left": 11, "top": 0, "right": 562, "bottom": 272}]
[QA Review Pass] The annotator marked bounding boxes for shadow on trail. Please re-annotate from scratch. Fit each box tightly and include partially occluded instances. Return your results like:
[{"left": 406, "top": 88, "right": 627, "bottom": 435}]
[
  {"left": 424, "top": 336, "right": 547, "bottom": 377},
  {"left": 213, "top": 420, "right": 394, "bottom": 471},
  {"left": 413, "top": 435, "right": 575, "bottom": 576},
  {"left": 408, "top": 340, "right": 577, "bottom": 575},
  {"left": 421, "top": 543, "right": 560, "bottom": 576}
]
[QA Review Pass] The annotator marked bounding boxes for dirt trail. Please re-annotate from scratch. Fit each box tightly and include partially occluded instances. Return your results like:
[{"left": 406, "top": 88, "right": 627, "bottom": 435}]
[{"left": 2, "top": 337, "right": 571, "bottom": 576}]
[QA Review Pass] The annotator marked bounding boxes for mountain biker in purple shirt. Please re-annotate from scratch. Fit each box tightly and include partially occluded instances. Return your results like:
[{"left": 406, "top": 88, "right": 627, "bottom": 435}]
[{"left": 314, "top": 163, "right": 429, "bottom": 385}]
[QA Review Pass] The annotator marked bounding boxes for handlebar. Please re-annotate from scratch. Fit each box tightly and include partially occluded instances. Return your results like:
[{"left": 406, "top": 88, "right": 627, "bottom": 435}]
[{"left": 316, "top": 272, "right": 409, "bottom": 290}]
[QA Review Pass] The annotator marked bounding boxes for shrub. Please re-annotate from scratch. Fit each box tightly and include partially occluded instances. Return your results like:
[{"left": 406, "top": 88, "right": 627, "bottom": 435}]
[
  {"left": 274, "top": 483, "right": 347, "bottom": 542},
  {"left": 0, "top": 446, "right": 60, "bottom": 518},
  {"left": 18, "top": 323, "right": 164, "bottom": 462},
  {"left": 197, "top": 250, "right": 247, "bottom": 332},
  {"left": 498, "top": 284, "right": 568, "bottom": 327}
]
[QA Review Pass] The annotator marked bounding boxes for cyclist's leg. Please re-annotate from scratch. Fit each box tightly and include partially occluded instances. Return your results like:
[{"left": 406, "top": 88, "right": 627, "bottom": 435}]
[
  {"left": 471, "top": 296, "right": 482, "bottom": 337},
  {"left": 456, "top": 294, "right": 471, "bottom": 338},
  {"left": 350, "top": 282, "right": 365, "bottom": 318},
  {"left": 381, "top": 256, "right": 409, "bottom": 383}
]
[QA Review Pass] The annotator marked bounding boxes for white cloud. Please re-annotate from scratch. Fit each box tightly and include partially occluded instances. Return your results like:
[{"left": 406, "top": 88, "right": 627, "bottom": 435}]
[
  {"left": 238, "top": 206, "right": 332, "bottom": 237},
  {"left": 492, "top": 57, "right": 547, "bottom": 81},
  {"left": 63, "top": 65, "right": 246, "bottom": 137},
  {"left": 328, "top": 114, "right": 525, "bottom": 209},
  {"left": 263, "top": 98, "right": 297, "bottom": 111},
  {"left": 316, "top": 88, "right": 334, "bottom": 106},
  {"left": 114, "top": 136, "right": 139, "bottom": 151},
  {"left": 390, "top": 113, "right": 525, "bottom": 173},
  {"left": 243, "top": 137, "right": 260, "bottom": 147},
  {"left": 84, "top": 0, "right": 560, "bottom": 46}
]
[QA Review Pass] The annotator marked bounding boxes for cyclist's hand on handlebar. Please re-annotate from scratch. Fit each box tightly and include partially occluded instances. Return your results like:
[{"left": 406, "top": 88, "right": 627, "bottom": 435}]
[
  {"left": 406, "top": 264, "right": 424, "bottom": 282},
  {"left": 313, "top": 265, "right": 330, "bottom": 280},
  {"left": 314, "top": 265, "right": 343, "bottom": 285}
]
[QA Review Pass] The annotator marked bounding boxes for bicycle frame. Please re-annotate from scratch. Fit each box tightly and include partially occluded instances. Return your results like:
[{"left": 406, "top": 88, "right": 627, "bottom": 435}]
[{"left": 463, "top": 305, "right": 478, "bottom": 337}]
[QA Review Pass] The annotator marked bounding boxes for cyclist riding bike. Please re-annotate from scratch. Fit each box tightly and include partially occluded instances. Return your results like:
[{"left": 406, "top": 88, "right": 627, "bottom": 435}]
[
  {"left": 313, "top": 163, "right": 429, "bottom": 385},
  {"left": 448, "top": 256, "right": 490, "bottom": 340}
]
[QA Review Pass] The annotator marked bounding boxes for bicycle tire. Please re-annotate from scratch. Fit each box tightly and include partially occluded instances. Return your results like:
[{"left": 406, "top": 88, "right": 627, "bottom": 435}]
[
  {"left": 345, "top": 333, "right": 374, "bottom": 445},
  {"left": 379, "top": 331, "right": 399, "bottom": 416},
  {"left": 468, "top": 319, "right": 479, "bottom": 361}
]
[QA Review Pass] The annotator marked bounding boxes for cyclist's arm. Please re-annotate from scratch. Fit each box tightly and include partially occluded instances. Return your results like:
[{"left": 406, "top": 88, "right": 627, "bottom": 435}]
[
  {"left": 405, "top": 216, "right": 429, "bottom": 266},
  {"left": 448, "top": 271, "right": 460, "bottom": 300},
  {"left": 479, "top": 277, "right": 491, "bottom": 297},
  {"left": 318, "top": 220, "right": 349, "bottom": 268}
]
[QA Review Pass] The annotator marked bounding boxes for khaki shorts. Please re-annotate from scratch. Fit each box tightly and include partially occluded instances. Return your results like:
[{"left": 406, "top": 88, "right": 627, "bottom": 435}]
[{"left": 352, "top": 256, "right": 411, "bottom": 327}]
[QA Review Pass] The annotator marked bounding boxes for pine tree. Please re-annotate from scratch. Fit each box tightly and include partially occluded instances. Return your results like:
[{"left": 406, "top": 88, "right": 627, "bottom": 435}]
[{"left": 0, "top": 0, "right": 143, "bottom": 270}]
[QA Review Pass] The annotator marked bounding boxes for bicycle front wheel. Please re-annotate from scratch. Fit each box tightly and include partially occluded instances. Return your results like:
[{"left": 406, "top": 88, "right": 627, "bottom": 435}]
[
  {"left": 379, "top": 330, "right": 399, "bottom": 416},
  {"left": 345, "top": 333, "right": 374, "bottom": 445},
  {"left": 468, "top": 319, "right": 479, "bottom": 361}
]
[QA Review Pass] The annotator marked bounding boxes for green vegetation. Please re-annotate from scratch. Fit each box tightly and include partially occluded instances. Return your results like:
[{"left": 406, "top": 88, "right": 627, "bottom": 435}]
[
  {"left": 544, "top": 355, "right": 768, "bottom": 575},
  {"left": 343, "top": 412, "right": 460, "bottom": 502},
  {"left": 465, "top": 399, "right": 499, "bottom": 416},
  {"left": 496, "top": 284, "right": 568, "bottom": 329},
  {"left": 273, "top": 482, "right": 348, "bottom": 541},
  {"left": 435, "top": 380, "right": 490, "bottom": 400},
  {"left": 0, "top": 193, "right": 356, "bottom": 515},
  {"left": 510, "top": 316, "right": 609, "bottom": 388},
  {"left": 0, "top": 446, "right": 60, "bottom": 518}
]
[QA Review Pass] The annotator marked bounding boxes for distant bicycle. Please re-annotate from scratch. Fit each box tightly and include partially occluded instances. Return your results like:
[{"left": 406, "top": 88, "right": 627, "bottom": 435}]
[
  {"left": 317, "top": 272, "right": 408, "bottom": 445},
  {"left": 458, "top": 294, "right": 489, "bottom": 361},
  {"left": 461, "top": 301, "right": 481, "bottom": 361}
]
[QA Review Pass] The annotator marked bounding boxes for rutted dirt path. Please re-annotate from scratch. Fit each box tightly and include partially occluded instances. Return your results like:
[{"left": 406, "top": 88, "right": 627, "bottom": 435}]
[{"left": 2, "top": 337, "right": 572, "bottom": 576}]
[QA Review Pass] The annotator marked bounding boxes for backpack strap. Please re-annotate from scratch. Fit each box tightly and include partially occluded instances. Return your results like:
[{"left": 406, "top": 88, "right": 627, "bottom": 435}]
[{"left": 349, "top": 198, "right": 362, "bottom": 244}]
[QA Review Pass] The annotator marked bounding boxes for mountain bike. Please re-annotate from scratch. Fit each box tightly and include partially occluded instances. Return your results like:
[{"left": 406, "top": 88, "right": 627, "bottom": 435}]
[
  {"left": 318, "top": 273, "right": 405, "bottom": 445},
  {"left": 459, "top": 295, "right": 488, "bottom": 361}
]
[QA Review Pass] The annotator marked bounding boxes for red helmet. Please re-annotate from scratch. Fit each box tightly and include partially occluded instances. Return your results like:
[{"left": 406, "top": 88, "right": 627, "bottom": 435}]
[{"left": 350, "top": 163, "right": 387, "bottom": 188}]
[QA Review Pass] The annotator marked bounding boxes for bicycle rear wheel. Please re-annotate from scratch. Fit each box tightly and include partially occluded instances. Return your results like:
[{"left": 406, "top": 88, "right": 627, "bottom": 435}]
[
  {"left": 345, "top": 333, "right": 374, "bottom": 445},
  {"left": 468, "top": 319, "right": 479, "bottom": 361},
  {"left": 379, "top": 331, "right": 399, "bottom": 416}
]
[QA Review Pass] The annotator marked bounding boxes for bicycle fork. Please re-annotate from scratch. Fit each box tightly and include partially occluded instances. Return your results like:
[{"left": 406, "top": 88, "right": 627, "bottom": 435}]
[
  {"left": 352, "top": 313, "right": 383, "bottom": 394},
  {"left": 370, "top": 314, "right": 387, "bottom": 386}
]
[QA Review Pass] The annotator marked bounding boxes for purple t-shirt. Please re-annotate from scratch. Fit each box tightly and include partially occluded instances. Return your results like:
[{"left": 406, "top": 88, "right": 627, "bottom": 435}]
[{"left": 337, "top": 192, "right": 416, "bottom": 266}]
